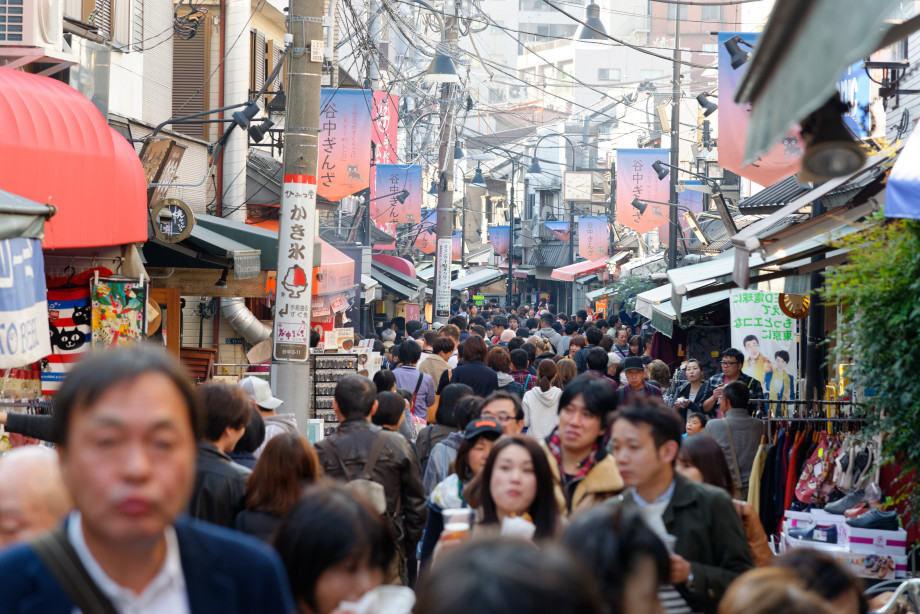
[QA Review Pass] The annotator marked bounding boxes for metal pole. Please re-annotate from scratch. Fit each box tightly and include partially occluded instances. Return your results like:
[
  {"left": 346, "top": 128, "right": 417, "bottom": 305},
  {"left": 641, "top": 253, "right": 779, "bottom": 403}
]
[
  {"left": 461, "top": 192, "right": 466, "bottom": 267},
  {"left": 433, "top": 7, "right": 458, "bottom": 324},
  {"left": 507, "top": 162, "right": 515, "bottom": 310},
  {"left": 568, "top": 146, "right": 576, "bottom": 315},
  {"left": 668, "top": 13, "right": 681, "bottom": 271},
  {"left": 805, "top": 198, "right": 827, "bottom": 401},
  {"left": 271, "top": 0, "right": 323, "bottom": 433}
]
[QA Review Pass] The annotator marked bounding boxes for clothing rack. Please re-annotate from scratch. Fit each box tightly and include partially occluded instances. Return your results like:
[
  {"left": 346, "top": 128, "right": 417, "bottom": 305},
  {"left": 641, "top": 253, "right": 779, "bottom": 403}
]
[
  {"left": 763, "top": 414, "right": 866, "bottom": 439},
  {"left": 0, "top": 399, "right": 53, "bottom": 415}
]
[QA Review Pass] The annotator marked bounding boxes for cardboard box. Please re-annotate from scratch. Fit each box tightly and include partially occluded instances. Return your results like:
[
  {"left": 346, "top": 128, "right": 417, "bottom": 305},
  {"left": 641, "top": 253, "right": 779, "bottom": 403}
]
[
  {"left": 829, "top": 550, "right": 907, "bottom": 581},
  {"left": 783, "top": 509, "right": 813, "bottom": 529},
  {"left": 843, "top": 524, "right": 908, "bottom": 556},
  {"left": 784, "top": 533, "right": 844, "bottom": 553},
  {"left": 811, "top": 509, "right": 850, "bottom": 542}
]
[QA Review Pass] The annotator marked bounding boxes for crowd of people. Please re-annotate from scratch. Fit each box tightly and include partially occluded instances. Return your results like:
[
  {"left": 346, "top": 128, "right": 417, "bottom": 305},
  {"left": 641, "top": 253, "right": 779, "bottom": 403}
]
[{"left": 0, "top": 301, "right": 891, "bottom": 613}]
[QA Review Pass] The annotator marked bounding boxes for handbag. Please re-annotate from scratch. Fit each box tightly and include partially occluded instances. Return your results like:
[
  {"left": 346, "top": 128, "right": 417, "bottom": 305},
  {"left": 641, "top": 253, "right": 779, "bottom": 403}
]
[
  {"left": 318, "top": 433, "right": 389, "bottom": 514},
  {"left": 427, "top": 369, "right": 452, "bottom": 424},
  {"left": 31, "top": 525, "right": 119, "bottom": 614}
]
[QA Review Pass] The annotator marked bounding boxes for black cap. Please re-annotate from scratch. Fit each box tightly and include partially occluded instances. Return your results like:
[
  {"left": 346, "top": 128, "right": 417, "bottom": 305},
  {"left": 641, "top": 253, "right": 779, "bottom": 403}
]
[
  {"left": 621, "top": 356, "right": 646, "bottom": 372},
  {"left": 464, "top": 418, "right": 504, "bottom": 440}
]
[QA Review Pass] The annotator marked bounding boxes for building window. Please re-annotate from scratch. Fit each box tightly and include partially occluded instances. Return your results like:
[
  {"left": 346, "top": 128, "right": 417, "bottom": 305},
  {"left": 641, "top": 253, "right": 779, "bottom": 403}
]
[
  {"left": 640, "top": 69, "right": 664, "bottom": 80},
  {"left": 701, "top": 43, "right": 718, "bottom": 53},
  {"left": 489, "top": 88, "right": 503, "bottom": 103},
  {"left": 667, "top": 4, "right": 688, "bottom": 20},
  {"left": 701, "top": 5, "right": 722, "bottom": 20},
  {"left": 598, "top": 68, "right": 621, "bottom": 81}
]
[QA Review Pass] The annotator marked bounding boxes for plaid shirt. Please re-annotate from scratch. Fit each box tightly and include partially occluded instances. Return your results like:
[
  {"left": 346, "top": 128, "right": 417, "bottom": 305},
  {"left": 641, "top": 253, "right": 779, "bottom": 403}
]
[
  {"left": 546, "top": 427, "right": 599, "bottom": 485},
  {"left": 509, "top": 369, "right": 535, "bottom": 392}
]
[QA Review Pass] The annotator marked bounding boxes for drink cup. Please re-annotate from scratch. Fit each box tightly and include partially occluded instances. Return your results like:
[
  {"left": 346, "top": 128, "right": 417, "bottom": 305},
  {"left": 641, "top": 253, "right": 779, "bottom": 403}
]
[{"left": 442, "top": 508, "right": 472, "bottom": 542}]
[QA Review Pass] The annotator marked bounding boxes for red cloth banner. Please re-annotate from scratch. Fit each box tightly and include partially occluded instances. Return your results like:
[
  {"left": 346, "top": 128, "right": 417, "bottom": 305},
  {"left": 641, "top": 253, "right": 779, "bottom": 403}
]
[{"left": 578, "top": 216, "right": 609, "bottom": 261}]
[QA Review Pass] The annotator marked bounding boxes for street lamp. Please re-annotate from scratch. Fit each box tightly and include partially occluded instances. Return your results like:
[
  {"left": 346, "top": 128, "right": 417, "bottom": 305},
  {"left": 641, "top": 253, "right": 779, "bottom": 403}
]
[
  {"left": 724, "top": 35, "right": 754, "bottom": 70},
  {"left": 696, "top": 92, "right": 718, "bottom": 117},
  {"left": 470, "top": 167, "right": 487, "bottom": 188},
  {"left": 573, "top": 3, "right": 607, "bottom": 41},
  {"left": 651, "top": 160, "right": 738, "bottom": 236},
  {"left": 424, "top": 53, "right": 460, "bottom": 84}
]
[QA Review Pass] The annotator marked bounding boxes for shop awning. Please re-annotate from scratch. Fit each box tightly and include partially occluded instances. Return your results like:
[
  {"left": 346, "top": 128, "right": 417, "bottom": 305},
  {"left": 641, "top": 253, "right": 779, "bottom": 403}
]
[
  {"left": 586, "top": 284, "right": 615, "bottom": 302},
  {"left": 452, "top": 267, "right": 505, "bottom": 292},
  {"left": 635, "top": 284, "right": 674, "bottom": 320},
  {"left": 620, "top": 253, "right": 665, "bottom": 277},
  {"left": 0, "top": 190, "right": 56, "bottom": 241},
  {"left": 649, "top": 290, "right": 732, "bottom": 338},
  {"left": 0, "top": 66, "right": 146, "bottom": 249},
  {"left": 315, "top": 240, "right": 356, "bottom": 296},
  {"left": 195, "top": 214, "right": 278, "bottom": 272},
  {"left": 145, "top": 219, "right": 267, "bottom": 280},
  {"left": 371, "top": 262, "right": 426, "bottom": 300},
  {"left": 417, "top": 263, "right": 462, "bottom": 281},
  {"left": 184, "top": 226, "right": 262, "bottom": 280},
  {"left": 885, "top": 126, "right": 920, "bottom": 220},
  {"left": 551, "top": 257, "right": 609, "bottom": 282},
  {"left": 733, "top": 0, "right": 900, "bottom": 164}
]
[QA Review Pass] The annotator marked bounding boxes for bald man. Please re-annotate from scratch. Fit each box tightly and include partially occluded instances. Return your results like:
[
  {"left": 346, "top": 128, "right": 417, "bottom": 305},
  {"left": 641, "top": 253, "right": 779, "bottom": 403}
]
[{"left": 0, "top": 445, "right": 71, "bottom": 550}]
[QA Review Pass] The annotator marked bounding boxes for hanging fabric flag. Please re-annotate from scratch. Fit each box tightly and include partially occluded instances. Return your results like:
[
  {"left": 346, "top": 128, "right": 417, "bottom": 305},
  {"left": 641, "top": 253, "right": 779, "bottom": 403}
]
[
  {"left": 489, "top": 225, "right": 510, "bottom": 257},
  {"left": 452, "top": 231, "right": 462, "bottom": 261},
  {"left": 0, "top": 238, "right": 49, "bottom": 369},
  {"left": 615, "top": 148, "right": 670, "bottom": 234},
  {"left": 544, "top": 221, "right": 570, "bottom": 242},
  {"left": 372, "top": 164, "right": 422, "bottom": 224},
  {"left": 371, "top": 92, "right": 399, "bottom": 164},
  {"left": 718, "top": 32, "right": 802, "bottom": 185},
  {"left": 91, "top": 278, "right": 147, "bottom": 349},
  {"left": 578, "top": 216, "right": 609, "bottom": 261},
  {"left": 414, "top": 210, "right": 437, "bottom": 254},
  {"left": 318, "top": 89, "right": 373, "bottom": 202},
  {"left": 659, "top": 181, "right": 704, "bottom": 241}
]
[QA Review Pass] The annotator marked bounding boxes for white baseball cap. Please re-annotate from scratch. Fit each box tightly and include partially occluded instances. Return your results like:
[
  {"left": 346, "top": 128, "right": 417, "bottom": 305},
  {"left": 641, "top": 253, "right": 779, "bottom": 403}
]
[
  {"left": 239, "top": 376, "right": 284, "bottom": 410},
  {"left": 431, "top": 321, "right": 444, "bottom": 330}
]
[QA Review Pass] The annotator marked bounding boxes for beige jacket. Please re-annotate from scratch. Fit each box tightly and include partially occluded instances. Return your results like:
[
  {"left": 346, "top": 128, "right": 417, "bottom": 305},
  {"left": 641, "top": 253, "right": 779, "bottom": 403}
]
[{"left": 539, "top": 439, "right": 624, "bottom": 516}]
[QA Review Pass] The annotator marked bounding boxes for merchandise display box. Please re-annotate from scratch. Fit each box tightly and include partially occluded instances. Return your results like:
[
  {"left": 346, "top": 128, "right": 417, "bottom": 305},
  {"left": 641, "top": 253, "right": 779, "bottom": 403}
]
[
  {"left": 843, "top": 524, "right": 908, "bottom": 556},
  {"left": 782, "top": 535, "right": 908, "bottom": 579}
]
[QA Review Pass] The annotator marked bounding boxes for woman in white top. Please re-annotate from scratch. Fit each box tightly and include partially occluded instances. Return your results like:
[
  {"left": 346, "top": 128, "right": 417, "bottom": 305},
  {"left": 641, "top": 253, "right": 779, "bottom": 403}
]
[{"left": 522, "top": 360, "right": 563, "bottom": 440}]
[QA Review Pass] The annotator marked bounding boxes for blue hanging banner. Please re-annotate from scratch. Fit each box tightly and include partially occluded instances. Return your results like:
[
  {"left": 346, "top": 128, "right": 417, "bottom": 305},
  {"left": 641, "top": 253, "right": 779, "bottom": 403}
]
[
  {"left": 886, "top": 128, "right": 920, "bottom": 220},
  {"left": 0, "top": 238, "right": 50, "bottom": 367}
]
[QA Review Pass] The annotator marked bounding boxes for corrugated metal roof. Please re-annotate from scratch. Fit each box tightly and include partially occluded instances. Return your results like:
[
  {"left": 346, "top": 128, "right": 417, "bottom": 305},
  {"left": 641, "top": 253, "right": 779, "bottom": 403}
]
[
  {"left": 528, "top": 242, "right": 572, "bottom": 268},
  {"left": 737, "top": 166, "right": 886, "bottom": 214}
]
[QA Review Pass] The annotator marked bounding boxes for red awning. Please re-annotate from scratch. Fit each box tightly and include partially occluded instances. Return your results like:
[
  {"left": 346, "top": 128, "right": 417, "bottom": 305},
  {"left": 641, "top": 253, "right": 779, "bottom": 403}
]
[
  {"left": 372, "top": 254, "right": 416, "bottom": 278},
  {"left": 550, "top": 257, "right": 609, "bottom": 282},
  {"left": 314, "top": 239, "right": 355, "bottom": 296},
  {"left": 0, "top": 67, "right": 147, "bottom": 249}
]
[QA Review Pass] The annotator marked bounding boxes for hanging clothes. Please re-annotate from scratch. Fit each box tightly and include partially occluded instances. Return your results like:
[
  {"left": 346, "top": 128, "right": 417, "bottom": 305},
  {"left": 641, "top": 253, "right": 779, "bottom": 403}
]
[{"left": 747, "top": 440, "right": 768, "bottom": 513}]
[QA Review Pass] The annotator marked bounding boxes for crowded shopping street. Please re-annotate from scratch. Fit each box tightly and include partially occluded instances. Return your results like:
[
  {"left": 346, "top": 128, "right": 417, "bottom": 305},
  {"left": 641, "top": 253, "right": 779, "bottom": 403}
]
[{"left": 0, "top": 0, "right": 919, "bottom": 612}]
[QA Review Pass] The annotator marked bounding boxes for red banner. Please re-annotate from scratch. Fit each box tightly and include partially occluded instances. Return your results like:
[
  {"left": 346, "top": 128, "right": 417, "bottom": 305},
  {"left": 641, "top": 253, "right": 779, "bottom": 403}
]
[{"left": 318, "top": 89, "right": 372, "bottom": 202}]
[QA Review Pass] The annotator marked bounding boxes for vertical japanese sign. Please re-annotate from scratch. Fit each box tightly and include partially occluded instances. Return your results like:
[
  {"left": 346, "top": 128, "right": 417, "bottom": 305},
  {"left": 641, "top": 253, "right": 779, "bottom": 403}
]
[
  {"left": 273, "top": 174, "right": 317, "bottom": 361},
  {"left": 615, "top": 148, "right": 669, "bottom": 234},
  {"left": 318, "top": 89, "right": 372, "bottom": 202},
  {"left": 659, "top": 181, "right": 704, "bottom": 241},
  {"left": 452, "top": 231, "right": 462, "bottom": 261},
  {"left": 414, "top": 210, "right": 437, "bottom": 254},
  {"left": 578, "top": 216, "right": 609, "bottom": 261},
  {"left": 371, "top": 92, "right": 399, "bottom": 164},
  {"left": 544, "top": 221, "right": 570, "bottom": 242},
  {"left": 372, "top": 164, "right": 422, "bottom": 224},
  {"left": 730, "top": 289, "right": 798, "bottom": 406},
  {"left": 435, "top": 238, "right": 452, "bottom": 318},
  {"left": 719, "top": 33, "right": 802, "bottom": 186},
  {"left": 489, "top": 225, "right": 510, "bottom": 257},
  {"left": 836, "top": 62, "right": 872, "bottom": 137},
  {"left": 0, "top": 238, "right": 49, "bottom": 368}
]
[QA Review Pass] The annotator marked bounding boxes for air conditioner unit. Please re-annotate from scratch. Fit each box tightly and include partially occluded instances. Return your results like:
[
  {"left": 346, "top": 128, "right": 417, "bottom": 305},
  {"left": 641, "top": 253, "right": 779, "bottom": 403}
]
[
  {"left": 0, "top": 0, "right": 63, "bottom": 51},
  {"left": 509, "top": 86, "right": 523, "bottom": 99}
]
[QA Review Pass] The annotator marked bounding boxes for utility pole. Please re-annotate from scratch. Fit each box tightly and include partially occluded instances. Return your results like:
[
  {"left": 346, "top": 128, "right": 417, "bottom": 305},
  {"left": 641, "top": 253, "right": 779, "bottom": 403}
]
[
  {"left": 271, "top": 0, "right": 324, "bottom": 432},
  {"left": 668, "top": 14, "right": 681, "bottom": 271},
  {"left": 433, "top": 3, "right": 459, "bottom": 324},
  {"left": 506, "top": 163, "right": 515, "bottom": 310}
]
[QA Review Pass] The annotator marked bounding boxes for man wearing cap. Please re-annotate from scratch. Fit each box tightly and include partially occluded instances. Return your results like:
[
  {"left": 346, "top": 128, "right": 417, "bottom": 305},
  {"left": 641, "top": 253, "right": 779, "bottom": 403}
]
[
  {"left": 619, "top": 356, "right": 663, "bottom": 403},
  {"left": 239, "top": 376, "right": 298, "bottom": 459}
]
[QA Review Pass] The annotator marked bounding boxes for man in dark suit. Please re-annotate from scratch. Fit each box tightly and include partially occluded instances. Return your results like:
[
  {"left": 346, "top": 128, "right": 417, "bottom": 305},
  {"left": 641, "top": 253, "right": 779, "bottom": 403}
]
[{"left": 0, "top": 348, "right": 294, "bottom": 614}]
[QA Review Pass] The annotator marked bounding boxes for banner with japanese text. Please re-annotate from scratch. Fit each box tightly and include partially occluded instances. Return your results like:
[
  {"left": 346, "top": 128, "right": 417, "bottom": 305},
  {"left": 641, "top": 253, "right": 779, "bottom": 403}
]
[
  {"left": 489, "top": 225, "right": 510, "bottom": 257},
  {"left": 730, "top": 289, "right": 798, "bottom": 407},
  {"left": 273, "top": 174, "right": 317, "bottom": 361},
  {"left": 615, "top": 148, "right": 670, "bottom": 234},
  {"left": 371, "top": 92, "right": 399, "bottom": 164},
  {"left": 544, "top": 221, "right": 570, "bottom": 242},
  {"left": 452, "top": 231, "right": 462, "bottom": 261},
  {"left": 372, "top": 164, "right": 422, "bottom": 224},
  {"left": 718, "top": 33, "right": 802, "bottom": 186},
  {"left": 0, "top": 238, "right": 49, "bottom": 368},
  {"left": 659, "top": 181, "right": 704, "bottom": 241},
  {"left": 578, "top": 216, "right": 609, "bottom": 261},
  {"left": 414, "top": 210, "right": 437, "bottom": 254},
  {"left": 318, "top": 89, "right": 372, "bottom": 202}
]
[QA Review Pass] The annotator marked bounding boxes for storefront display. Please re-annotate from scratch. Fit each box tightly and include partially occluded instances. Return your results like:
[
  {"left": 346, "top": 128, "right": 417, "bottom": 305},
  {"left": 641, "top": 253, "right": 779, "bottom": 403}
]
[{"left": 311, "top": 353, "right": 360, "bottom": 437}]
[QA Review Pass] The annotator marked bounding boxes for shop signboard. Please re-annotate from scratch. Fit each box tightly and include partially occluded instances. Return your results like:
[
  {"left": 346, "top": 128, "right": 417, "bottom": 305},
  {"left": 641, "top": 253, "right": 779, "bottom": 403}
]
[
  {"left": 615, "top": 148, "right": 669, "bottom": 234},
  {"left": 372, "top": 164, "right": 422, "bottom": 224},
  {"left": 578, "top": 216, "right": 609, "bottom": 261},
  {"left": 405, "top": 303, "right": 420, "bottom": 322},
  {"left": 318, "top": 89, "right": 372, "bottom": 202},
  {"left": 435, "top": 238, "right": 452, "bottom": 318},
  {"left": 0, "top": 238, "right": 50, "bottom": 368},
  {"left": 730, "top": 289, "right": 799, "bottom": 407},
  {"left": 718, "top": 32, "right": 802, "bottom": 186},
  {"left": 472, "top": 295, "right": 484, "bottom": 306},
  {"left": 273, "top": 174, "right": 317, "bottom": 361}
]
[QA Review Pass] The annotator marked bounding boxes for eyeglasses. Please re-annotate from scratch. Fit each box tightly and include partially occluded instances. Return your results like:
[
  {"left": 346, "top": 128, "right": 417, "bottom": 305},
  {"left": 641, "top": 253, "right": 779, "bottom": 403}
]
[
  {"left": 720, "top": 361, "right": 739, "bottom": 366},
  {"left": 483, "top": 413, "right": 513, "bottom": 423}
]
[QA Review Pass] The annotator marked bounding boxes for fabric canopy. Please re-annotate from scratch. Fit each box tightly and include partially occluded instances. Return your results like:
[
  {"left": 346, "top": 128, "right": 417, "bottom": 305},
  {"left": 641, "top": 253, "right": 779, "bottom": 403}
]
[
  {"left": 550, "top": 257, "right": 609, "bottom": 282},
  {"left": 0, "top": 67, "right": 146, "bottom": 249},
  {"left": 452, "top": 267, "right": 505, "bottom": 292}
]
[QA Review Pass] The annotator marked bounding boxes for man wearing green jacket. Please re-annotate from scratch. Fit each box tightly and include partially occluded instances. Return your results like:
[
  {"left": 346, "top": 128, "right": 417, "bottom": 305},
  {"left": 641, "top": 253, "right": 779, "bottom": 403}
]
[{"left": 607, "top": 401, "right": 753, "bottom": 614}]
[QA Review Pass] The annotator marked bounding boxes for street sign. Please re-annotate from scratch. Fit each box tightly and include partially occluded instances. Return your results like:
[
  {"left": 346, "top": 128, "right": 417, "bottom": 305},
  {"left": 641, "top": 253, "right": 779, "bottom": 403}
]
[{"left": 435, "top": 238, "right": 452, "bottom": 318}]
